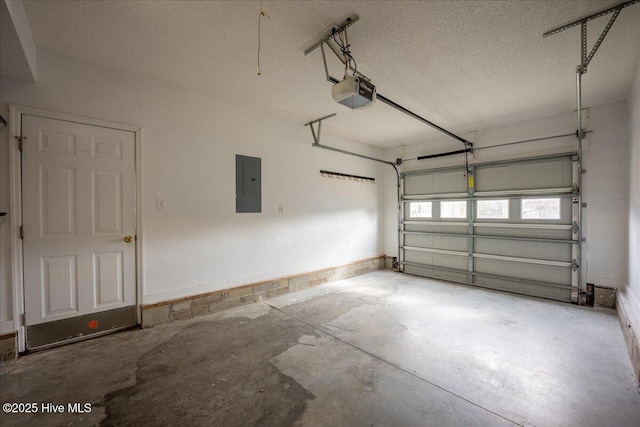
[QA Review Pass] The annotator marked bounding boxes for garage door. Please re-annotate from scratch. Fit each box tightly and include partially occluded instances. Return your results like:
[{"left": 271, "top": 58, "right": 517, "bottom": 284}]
[{"left": 400, "top": 154, "right": 579, "bottom": 303}]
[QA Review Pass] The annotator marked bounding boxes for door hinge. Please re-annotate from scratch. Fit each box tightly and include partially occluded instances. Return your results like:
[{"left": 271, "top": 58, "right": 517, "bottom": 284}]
[
  {"left": 19, "top": 226, "right": 24, "bottom": 239},
  {"left": 15, "top": 135, "right": 27, "bottom": 151},
  {"left": 20, "top": 313, "right": 26, "bottom": 326}
]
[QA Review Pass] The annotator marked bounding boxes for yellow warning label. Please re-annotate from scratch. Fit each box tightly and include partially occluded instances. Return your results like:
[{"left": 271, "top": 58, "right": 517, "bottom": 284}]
[{"left": 468, "top": 175, "right": 474, "bottom": 188}]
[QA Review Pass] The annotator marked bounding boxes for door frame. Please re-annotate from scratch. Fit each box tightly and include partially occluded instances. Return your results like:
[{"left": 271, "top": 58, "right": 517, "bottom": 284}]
[{"left": 8, "top": 105, "right": 144, "bottom": 353}]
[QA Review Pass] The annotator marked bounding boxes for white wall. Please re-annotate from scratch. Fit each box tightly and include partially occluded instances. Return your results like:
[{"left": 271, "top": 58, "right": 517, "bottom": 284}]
[
  {"left": 622, "top": 64, "right": 640, "bottom": 334},
  {"left": 383, "top": 101, "right": 631, "bottom": 292},
  {"left": 0, "top": 50, "right": 385, "bottom": 330},
  {"left": 584, "top": 101, "right": 629, "bottom": 288}
]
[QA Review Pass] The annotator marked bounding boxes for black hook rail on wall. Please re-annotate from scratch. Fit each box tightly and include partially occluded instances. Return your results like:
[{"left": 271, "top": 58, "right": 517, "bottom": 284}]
[{"left": 320, "top": 170, "right": 375, "bottom": 183}]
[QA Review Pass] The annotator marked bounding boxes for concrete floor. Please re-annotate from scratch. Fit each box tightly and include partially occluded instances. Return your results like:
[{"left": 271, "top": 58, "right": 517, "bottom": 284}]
[{"left": 1, "top": 271, "right": 639, "bottom": 426}]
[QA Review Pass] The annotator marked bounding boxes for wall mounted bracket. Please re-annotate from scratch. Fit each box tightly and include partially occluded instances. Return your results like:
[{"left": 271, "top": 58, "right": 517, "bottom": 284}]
[
  {"left": 304, "top": 113, "right": 397, "bottom": 171},
  {"left": 544, "top": 0, "right": 638, "bottom": 74},
  {"left": 304, "top": 113, "right": 337, "bottom": 145}
]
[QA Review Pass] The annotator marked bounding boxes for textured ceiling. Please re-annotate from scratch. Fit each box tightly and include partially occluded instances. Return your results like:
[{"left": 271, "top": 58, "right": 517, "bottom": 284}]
[{"left": 14, "top": 0, "right": 640, "bottom": 148}]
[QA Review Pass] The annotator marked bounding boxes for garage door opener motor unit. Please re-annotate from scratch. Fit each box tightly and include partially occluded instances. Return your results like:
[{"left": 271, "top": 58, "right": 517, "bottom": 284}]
[{"left": 332, "top": 75, "right": 376, "bottom": 109}]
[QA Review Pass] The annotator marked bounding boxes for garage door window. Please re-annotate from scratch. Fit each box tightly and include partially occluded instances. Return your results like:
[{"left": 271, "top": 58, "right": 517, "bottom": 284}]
[
  {"left": 521, "top": 198, "right": 560, "bottom": 220},
  {"left": 409, "top": 202, "right": 432, "bottom": 218},
  {"left": 477, "top": 200, "right": 509, "bottom": 219},
  {"left": 440, "top": 201, "right": 467, "bottom": 218}
]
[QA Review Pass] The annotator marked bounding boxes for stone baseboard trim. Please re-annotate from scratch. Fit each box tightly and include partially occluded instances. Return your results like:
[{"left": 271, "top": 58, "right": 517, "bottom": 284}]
[
  {"left": 617, "top": 297, "right": 640, "bottom": 390},
  {"left": 141, "top": 256, "right": 385, "bottom": 328},
  {"left": 594, "top": 285, "right": 616, "bottom": 309},
  {"left": 0, "top": 332, "right": 17, "bottom": 364},
  {"left": 383, "top": 256, "right": 396, "bottom": 270}
]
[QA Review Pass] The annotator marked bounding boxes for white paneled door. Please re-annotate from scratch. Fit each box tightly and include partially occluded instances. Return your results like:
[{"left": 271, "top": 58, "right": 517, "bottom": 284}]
[{"left": 21, "top": 115, "right": 136, "bottom": 349}]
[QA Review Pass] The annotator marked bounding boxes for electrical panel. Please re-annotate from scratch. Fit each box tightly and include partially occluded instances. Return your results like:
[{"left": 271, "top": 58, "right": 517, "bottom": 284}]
[{"left": 236, "top": 155, "right": 261, "bottom": 213}]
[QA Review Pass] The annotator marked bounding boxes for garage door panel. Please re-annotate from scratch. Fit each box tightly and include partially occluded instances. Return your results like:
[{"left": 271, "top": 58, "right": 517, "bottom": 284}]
[
  {"left": 404, "top": 234, "right": 435, "bottom": 248},
  {"left": 521, "top": 160, "right": 568, "bottom": 188},
  {"left": 404, "top": 174, "right": 434, "bottom": 195},
  {"left": 435, "top": 171, "right": 467, "bottom": 193},
  {"left": 404, "top": 224, "right": 468, "bottom": 234},
  {"left": 475, "top": 157, "right": 572, "bottom": 192},
  {"left": 404, "top": 251, "right": 467, "bottom": 270},
  {"left": 474, "top": 165, "right": 511, "bottom": 192},
  {"left": 439, "top": 255, "right": 468, "bottom": 270},
  {"left": 474, "top": 258, "right": 571, "bottom": 286},
  {"left": 404, "top": 250, "right": 434, "bottom": 266},
  {"left": 474, "top": 238, "right": 572, "bottom": 262},
  {"left": 403, "top": 265, "right": 468, "bottom": 284},
  {"left": 473, "top": 276, "right": 572, "bottom": 302},
  {"left": 405, "top": 234, "right": 468, "bottom": 252},
  {"left": 404, "top": 171, "right": 466, "bottom": 195},
  {"left": 474, "top": 226, "right": 572, "bottom": 240}
]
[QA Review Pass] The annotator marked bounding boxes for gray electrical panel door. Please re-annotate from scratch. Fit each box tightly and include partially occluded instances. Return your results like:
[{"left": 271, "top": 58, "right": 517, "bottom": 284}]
[{"left": 236, "top": 155, "right": 262, "bottom": 213}]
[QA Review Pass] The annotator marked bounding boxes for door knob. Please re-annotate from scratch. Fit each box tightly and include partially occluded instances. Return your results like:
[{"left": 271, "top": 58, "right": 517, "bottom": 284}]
[{"left": 124, "top": 235, "right": 133, "bottom": 243}]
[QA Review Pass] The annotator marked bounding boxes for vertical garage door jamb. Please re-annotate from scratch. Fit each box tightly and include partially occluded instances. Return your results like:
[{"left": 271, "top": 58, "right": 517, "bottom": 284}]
[
  {"left": 571, "top": 154, "right": 581, "bottom": 303},
  {"left": 467, "top": 166, "right": 475, "bottom": 285},
  {"left": 399, "top": 177, "right": 405, "bottom": 270}
]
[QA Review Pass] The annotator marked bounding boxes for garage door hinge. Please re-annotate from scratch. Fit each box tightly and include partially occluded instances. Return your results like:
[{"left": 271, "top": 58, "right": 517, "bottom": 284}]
[
  {"left": 19, "top": 226, "right": 24, "bottom": 239},
  {"left": 571, "top": 259, "right": 579, "bottom": 271},
  {"left": 20, "top": 314, "right": 26, "bottom": 326}
]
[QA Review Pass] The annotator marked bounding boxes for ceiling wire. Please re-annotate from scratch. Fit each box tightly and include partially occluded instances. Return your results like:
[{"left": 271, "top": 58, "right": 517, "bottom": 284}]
[
  {"left": 331, "top": 30, "right": 357, "bottom": 78},
  {"left": 257, "top": 0, "right": 269, "bottom": 75}
]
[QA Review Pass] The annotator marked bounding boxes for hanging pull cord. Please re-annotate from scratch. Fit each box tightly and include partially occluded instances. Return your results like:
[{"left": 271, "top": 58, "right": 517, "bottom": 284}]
[{"left": 257, "top": 0, "right": 270, "bottom": 75}]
